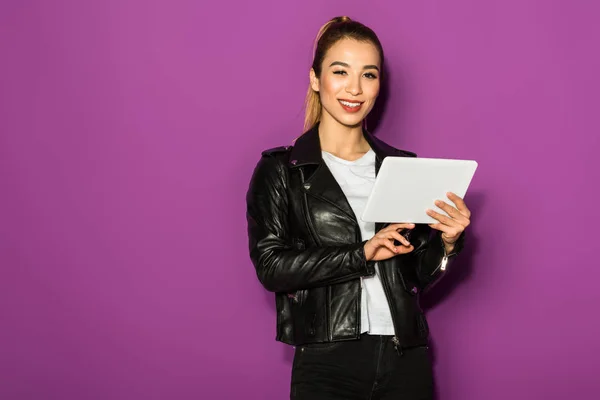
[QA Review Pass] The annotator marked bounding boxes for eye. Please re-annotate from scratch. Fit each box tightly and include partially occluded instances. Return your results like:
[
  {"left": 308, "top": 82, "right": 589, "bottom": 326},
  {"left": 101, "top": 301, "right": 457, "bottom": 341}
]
[
  {"left": 333, "top": 70, "right": 347, "bottom": 75},
  {"left": 364, "top": 72, "right": 378, "bottom": 79}
]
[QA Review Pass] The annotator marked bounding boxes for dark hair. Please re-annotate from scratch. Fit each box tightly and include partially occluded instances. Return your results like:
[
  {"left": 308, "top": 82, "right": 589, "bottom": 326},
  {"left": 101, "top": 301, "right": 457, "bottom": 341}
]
[{"left": 304, "top": 16, "right": 385, "bottom": 131}]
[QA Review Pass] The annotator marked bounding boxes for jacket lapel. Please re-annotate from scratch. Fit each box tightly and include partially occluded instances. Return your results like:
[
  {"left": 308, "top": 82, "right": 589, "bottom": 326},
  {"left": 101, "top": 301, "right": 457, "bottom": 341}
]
[
  {"left": 303, "top": 163, "right": 357, "bottom": 221},
  {"left": 288, "top": 123, "right": 412, "bottom": 231},
  {"left": 289, "top": 125, "right": 356, "bottom": 221}
]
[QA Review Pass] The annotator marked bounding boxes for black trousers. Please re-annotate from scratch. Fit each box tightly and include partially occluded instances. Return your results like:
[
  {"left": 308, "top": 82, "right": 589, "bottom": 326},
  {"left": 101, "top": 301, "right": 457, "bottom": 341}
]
[{"left": 290, "top": 334, "right": 434, "bottom": 400}]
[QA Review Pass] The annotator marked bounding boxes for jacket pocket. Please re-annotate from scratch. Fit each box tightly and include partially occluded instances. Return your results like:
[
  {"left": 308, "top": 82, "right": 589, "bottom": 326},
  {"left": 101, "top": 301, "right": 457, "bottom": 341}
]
[{"left": 299, "top": 341, "right": 344, "bottom": 354}]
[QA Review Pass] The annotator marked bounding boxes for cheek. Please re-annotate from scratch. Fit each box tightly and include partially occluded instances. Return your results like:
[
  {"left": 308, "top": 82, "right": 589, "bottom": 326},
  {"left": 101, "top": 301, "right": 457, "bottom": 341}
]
[
  {"left": 320, "top": 76, "right": 344, "bottom": 98},
  {"left": 365, "top": 81, "right": 381, "bottom": 100}
]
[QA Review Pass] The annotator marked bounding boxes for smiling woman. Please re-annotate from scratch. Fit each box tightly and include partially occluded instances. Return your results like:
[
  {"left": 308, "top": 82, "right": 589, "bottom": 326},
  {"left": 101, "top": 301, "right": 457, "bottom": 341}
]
[
  {"left": 304, "top": 16, "right": 384, "bottom": 133},
  {"left": 246, "top": 16, "right": 471, "bottom": 400},
  {"left": 310, "top": 40, "right": 381, "bottom": 127}
]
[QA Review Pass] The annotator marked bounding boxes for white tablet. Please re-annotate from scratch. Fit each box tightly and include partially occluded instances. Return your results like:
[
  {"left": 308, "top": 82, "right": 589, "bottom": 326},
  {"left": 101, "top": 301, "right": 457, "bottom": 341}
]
[{"left": 362, "top": 157, "right": 478, "bottom": 224}]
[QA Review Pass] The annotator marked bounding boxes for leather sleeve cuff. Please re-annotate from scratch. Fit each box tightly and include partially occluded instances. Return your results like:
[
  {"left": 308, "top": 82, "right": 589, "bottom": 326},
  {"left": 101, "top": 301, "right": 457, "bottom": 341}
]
[{"left": 358, "top": 240, "right": 376, "bottom": 276}]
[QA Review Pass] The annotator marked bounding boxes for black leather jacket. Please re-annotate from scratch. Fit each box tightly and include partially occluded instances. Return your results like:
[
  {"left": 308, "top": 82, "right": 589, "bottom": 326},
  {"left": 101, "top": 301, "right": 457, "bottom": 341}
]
[{"left": 246, "top": 124, "right": 465, "bottom": 350}]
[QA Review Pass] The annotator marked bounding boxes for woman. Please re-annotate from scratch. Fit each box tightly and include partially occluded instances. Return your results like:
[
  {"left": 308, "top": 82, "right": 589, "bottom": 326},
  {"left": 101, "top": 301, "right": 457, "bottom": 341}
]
[{"left": 246, "top": 16, "right": 471, "bottom": 400}]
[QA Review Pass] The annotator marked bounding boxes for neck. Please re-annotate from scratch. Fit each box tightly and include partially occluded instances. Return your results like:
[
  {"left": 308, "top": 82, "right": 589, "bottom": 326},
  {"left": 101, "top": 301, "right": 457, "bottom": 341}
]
[{"left": 318, "top": 115, "right": 370, "bottom": 158}]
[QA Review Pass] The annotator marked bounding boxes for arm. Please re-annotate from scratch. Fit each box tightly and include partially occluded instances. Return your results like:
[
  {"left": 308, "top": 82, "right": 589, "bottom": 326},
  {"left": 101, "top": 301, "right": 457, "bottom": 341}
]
[
  {"left": 246, "top": 154, "right": 376, "bottom": 293},
  {"left": 412, "top": 227, "right": 465, "bottom": 289},
  {"left": 414, "top": 192, "right": 470, "bottom": 289}
]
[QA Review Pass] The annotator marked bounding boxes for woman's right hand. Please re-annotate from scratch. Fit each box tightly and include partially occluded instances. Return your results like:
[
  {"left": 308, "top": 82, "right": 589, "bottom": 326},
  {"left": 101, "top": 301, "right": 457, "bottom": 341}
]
[{"left": 364, "top": 223, "right": 415, "bottom": 262}]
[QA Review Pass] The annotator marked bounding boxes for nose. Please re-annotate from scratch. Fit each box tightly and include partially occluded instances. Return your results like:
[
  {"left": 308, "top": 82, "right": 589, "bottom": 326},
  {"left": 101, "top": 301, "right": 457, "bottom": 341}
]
[{"left": 345, "top": 76, "right": 362, "bottom": 96}]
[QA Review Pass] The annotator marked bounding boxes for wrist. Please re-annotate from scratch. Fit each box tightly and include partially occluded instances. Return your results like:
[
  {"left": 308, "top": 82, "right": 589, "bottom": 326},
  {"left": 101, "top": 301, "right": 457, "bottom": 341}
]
[
  {"left": 440, "top": 234, "right": 454, "bottom": 252},
  {"left": 363, "top": 242, "right": 373, "bottom": 261},
  {"left": 443, "top": 241, "right": 455, "bottom": 255}
]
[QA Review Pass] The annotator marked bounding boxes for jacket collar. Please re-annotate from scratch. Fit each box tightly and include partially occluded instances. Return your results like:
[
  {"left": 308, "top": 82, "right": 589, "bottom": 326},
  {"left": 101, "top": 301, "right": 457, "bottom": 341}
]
[{"left": 288, "top": 123, "right": 405, "bottom": 169}]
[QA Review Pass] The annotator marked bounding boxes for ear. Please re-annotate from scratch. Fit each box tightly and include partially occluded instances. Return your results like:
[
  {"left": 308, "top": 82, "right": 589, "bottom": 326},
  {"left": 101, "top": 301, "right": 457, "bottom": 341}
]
[{"left": 309, "top": 68, "right": 320, "bottom": 92}]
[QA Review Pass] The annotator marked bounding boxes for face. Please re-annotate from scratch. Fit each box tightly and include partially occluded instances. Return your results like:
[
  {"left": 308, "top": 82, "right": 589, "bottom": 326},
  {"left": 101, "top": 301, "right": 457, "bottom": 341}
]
[{"left": 310, "top": 38, "right": 381, "bottom": 129}]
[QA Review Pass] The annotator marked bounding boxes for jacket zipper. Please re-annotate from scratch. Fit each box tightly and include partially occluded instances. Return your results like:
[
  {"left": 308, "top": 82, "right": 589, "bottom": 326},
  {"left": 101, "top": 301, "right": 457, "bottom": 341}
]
[
  {"left": 355, "top": 229, "right": 363, "bottom": 341},
  {"left": 439, "top": 255, "right": 449, "bottom": 273},
  {"left": 439, "top": 240, "right": 452, "bottom": 272},
  {"left": 299, "top": 165, "right": 375, "bottom": 343},
  {"left": 430, "top": 241, "right": 457, "bottom": 276},
  {"left": 301, "top": 167, "right": 366, "bottom": 341},
  {"left": 381, "top": 236, "right": 455, "bottom": 355},
  {"left": 372, "top": 163, "right": 403, "bottom": 354},
  {"left": 298, "top": 168, "right": 322, "bottom": 247},
  {"left": 377, "top": 264, "right": 403, "bottom": 356}
]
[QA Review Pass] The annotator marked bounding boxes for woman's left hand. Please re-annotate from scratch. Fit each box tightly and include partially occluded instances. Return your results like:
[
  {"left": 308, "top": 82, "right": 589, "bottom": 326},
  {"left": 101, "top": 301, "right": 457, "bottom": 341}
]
[{"left": 425, "top": 192, "right": 471, "bottom": 253}]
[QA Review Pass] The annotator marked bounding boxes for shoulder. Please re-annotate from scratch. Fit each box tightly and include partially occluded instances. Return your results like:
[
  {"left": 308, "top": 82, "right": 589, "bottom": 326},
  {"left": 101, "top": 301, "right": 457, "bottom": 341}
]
[
  {"left": 249, "top": 145, "right": 291, "bottom": 188},
  {"left": 261, "top": 145, "right": 292, "bottom": 158},
  {"left": 257, "top": 145, "right": 292, "bottom": 170}
]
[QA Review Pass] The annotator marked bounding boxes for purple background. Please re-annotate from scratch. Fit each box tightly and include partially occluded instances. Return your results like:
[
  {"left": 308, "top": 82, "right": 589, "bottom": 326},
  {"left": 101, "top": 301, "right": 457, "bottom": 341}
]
[{"left": 1, "top": 1, "right": 599, "bottom": 399}]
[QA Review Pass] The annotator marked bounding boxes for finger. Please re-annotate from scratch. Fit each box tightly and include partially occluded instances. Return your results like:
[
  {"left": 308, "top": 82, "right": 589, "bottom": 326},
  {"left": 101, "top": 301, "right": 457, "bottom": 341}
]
[
  {"left": 428, "top": 223, "right": 462, "bottom": 238},
  {"left": 396, "top": 244, "right": 414, "bottom": 254},
  {"left": 387, "top": 230, "right": 411, "bottom": 247},
  {"left": 447, "top": 192, "right": 471, "bottom": 219},
  {"left": 384, "top": 223, "right": 415, "bottom": 232},
  {"left": 378, "top": 237, "right": 399, "bottom": 254},
  {"left": 372, "top": 235, "right": 394, "bottom": 249},
  {"left": 434, "top": 200, "right": 469, "bottom": 225},
  {"left": 376, "top": 227, "right": 412, "bottom": 246},
  {"left": 426, "top": 209, "right": 461, "bottom": 227}
]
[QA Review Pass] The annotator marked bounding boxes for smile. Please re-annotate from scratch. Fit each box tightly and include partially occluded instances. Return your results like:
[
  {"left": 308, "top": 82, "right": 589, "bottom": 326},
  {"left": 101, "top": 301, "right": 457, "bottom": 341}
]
[{"left": 338, "top": 99, "right": 363, "bottom": 113}]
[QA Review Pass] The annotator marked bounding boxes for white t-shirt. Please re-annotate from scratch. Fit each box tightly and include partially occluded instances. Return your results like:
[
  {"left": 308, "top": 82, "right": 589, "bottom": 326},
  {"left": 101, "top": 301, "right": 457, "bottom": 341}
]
[{"left": 322, "top": 149, "right": 395, "bottom": 335}]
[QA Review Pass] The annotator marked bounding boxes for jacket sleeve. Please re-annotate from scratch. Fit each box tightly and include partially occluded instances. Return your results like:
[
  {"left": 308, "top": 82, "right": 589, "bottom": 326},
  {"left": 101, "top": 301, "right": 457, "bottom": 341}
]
[
  {"left": 246, "top": 153, "right": 376, "bottom": 293},
  {"left": 411, "top": 225, "right": 465, "bottom": 290}
]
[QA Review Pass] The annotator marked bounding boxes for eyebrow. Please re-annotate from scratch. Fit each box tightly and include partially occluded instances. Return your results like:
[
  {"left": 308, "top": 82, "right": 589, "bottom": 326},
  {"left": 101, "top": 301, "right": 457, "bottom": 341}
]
[{"left": 329, "top": 61, "right": 380, "bottom": 71}]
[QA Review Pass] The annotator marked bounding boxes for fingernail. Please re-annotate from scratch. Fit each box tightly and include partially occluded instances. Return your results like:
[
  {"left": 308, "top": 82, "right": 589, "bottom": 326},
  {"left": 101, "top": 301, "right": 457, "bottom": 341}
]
[{"left": 435, "top": 200, "right": 442, "bottom": 206}]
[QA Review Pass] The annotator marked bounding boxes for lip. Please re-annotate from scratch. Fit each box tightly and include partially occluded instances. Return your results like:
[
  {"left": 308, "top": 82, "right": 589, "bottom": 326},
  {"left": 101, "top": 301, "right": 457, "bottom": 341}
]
[{"left": 338, "top": 99, "right": 364, "bottom": 113}]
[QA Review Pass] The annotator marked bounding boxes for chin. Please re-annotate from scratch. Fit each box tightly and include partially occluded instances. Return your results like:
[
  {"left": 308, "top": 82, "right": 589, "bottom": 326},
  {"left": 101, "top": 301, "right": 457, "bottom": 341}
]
[{"left": 333, "top": 115, "right": 366, "bottom": 129}]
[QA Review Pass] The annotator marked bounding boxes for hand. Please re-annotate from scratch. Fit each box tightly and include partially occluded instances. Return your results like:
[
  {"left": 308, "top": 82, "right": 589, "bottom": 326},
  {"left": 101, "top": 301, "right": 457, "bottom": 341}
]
[
  {"left": 364, "top": 223, "right": 415, "bottom": 262},
  {"left": 426, "top": 192, "right": 471, "bottom": 252}
]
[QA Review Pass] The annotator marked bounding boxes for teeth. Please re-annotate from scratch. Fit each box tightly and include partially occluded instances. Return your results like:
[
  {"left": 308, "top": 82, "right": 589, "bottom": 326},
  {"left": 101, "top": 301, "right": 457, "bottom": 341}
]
[{"left": 340, "top": 100, "right": 361, "bottom": 107}]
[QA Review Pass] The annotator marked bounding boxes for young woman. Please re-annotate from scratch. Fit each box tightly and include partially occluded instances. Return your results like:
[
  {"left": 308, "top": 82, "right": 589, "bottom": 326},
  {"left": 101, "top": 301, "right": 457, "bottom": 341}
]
[{"left": 246, "top": 16, "right": 471, "bottom": 400}]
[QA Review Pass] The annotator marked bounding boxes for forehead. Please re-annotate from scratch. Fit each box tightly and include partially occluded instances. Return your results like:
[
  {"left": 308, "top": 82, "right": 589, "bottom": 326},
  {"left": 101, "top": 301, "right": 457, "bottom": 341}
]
[{"left": 323, "top": 38, "right": 381, "bottom": 66}]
